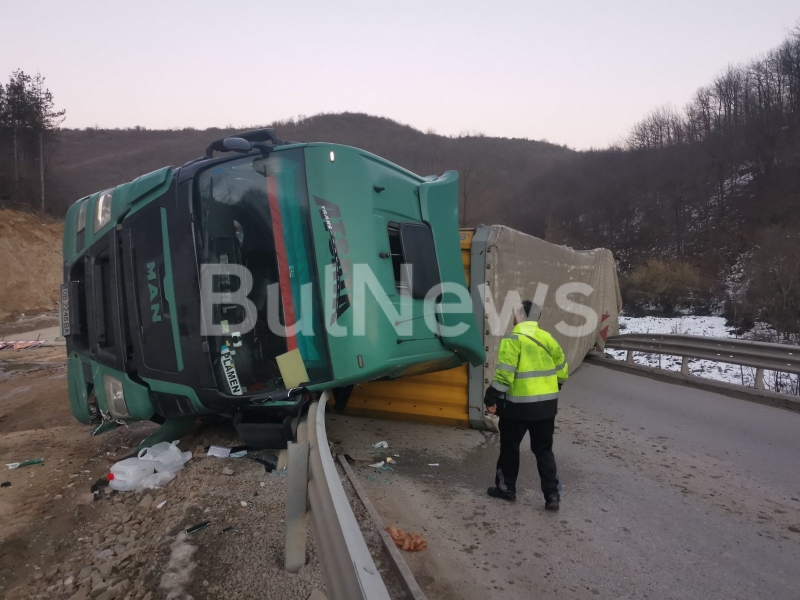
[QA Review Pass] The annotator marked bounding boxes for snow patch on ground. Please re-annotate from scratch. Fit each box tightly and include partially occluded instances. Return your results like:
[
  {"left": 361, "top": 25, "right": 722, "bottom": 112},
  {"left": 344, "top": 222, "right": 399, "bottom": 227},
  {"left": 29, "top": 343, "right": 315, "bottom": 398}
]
[
  {"left": 607, "top": 315, "right": 798, "bottom": 395},
  {"left": 159, "top": 532, "right": 197, "bottom": 599},
  {"left": 617, "top": 315, "right": 733, "bottom": 337}
]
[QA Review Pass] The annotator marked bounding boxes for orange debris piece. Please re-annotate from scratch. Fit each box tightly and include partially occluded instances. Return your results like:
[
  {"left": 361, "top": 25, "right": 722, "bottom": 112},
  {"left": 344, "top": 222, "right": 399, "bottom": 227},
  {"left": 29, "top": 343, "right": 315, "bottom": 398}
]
[{"left": 385, "top": 526, "right": 427, "bottom": 552}]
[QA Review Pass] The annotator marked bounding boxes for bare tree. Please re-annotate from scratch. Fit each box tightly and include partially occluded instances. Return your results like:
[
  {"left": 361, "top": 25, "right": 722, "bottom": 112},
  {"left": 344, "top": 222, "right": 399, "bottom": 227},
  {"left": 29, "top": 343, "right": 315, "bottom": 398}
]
[{"left": 29, "top": 73, "right": 65, "bottom": 210}]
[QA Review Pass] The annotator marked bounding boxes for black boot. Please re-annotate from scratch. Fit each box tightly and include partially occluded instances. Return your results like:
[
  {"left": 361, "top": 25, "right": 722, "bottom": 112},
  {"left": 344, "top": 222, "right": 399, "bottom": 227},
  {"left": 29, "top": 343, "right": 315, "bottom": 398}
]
[
  {"left": 488, "top": 486, "right": 516, "bottom": 501},
  {"left": 545, "top": 494, "right": 560, "bottom": 511}
]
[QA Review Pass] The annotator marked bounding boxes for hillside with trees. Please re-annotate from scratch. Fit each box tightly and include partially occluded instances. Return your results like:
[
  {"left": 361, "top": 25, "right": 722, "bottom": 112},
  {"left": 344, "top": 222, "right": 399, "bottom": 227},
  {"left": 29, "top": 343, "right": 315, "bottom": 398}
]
[
  {"left": 520, "top": 24, "right": 800, "bottom": 340},
  {"left": 42, "top": 114, "right": 572, "bottom": 229},
  {"left": 1, "top": 24, "right": 798, "bottom": 340},
  {"left": 0, "top": 70, "right": 65, "bottom": 211}
]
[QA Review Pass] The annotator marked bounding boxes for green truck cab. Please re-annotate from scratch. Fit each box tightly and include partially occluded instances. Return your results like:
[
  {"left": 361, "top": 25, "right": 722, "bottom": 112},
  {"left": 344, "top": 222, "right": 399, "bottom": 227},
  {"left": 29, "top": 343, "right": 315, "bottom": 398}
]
[{"left": 61, "top": 129, "right": 484, "bottom": 448}]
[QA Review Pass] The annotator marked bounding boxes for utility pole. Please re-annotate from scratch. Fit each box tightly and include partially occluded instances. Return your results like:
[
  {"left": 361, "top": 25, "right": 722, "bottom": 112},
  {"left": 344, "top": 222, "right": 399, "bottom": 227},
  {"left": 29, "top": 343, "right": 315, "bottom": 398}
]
[
  {"left": 39, "top": 130, "right": 45, "bottom": 212},
  {"left": 13, "top": 125, "right": 18, "bottom": 190}
]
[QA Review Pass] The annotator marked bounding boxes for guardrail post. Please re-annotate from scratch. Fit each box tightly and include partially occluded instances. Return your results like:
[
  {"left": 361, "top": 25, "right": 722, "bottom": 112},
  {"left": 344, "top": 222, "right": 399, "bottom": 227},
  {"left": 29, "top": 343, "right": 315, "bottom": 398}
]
[
  {"left": 626, "top": 350, "right": 634, "bottom": 364},
  {"left": 755, "top": 368, "right": 765, "bottom": 390},
  {"left": 285, "top": 440, "right": 310, "bottom": 573},
  {"left": 681, "top": 356, "right": 690, "bottom": 375}
]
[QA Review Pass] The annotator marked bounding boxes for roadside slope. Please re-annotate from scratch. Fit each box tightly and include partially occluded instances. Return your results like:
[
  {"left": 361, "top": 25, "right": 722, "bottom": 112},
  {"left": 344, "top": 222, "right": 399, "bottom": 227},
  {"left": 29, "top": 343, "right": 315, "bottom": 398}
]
[{"left": 0, "top": 209, "right": 62, "bottom": 322}]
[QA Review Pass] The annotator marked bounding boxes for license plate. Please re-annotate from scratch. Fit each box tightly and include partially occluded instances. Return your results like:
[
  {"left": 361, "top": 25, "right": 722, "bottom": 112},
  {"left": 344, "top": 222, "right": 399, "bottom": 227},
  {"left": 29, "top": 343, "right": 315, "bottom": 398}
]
[
  {"left": 221, "top": 347, "right": 243, "bottom": 395},
  {"left": 60, "top": 284, "right": 71, "bottom": 336}
]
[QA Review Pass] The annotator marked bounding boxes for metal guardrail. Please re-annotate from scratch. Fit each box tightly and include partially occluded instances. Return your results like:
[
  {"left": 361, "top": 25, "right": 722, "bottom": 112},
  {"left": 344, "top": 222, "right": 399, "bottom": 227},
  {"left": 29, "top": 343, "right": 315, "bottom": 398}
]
[
  {"left": 285, "top": 391, "right": 391, "bottom": 600},
  {"left": 605, "top": 333, "right": 800, "bottom": 389}
]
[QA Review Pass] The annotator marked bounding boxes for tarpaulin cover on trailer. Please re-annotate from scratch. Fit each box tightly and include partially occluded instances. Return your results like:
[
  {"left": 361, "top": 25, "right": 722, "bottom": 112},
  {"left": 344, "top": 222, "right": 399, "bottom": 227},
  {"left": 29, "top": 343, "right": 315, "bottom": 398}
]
[{"left": 482, "top": 224, "right": 622, "bottom": 382}]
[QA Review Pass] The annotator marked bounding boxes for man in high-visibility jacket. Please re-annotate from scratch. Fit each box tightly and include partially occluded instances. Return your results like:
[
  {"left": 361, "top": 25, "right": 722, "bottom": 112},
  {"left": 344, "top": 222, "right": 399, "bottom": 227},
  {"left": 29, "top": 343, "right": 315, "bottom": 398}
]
[{"left": 484, "top": 300, "right": 568, "bottom": 510}]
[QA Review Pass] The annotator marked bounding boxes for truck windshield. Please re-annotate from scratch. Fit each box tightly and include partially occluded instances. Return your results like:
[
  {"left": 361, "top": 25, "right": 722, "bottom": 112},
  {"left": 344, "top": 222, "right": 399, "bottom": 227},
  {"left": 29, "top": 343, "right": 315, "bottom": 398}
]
[{"left": 193, "top": 149, "right": 331, "bottom": 395}]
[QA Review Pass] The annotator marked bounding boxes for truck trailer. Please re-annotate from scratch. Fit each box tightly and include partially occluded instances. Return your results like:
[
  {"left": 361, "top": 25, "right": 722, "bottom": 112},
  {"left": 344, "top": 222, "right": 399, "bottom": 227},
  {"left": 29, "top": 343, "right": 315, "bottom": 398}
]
[{"left": 60, "top": 128, "right": 485, "bottom": 449}]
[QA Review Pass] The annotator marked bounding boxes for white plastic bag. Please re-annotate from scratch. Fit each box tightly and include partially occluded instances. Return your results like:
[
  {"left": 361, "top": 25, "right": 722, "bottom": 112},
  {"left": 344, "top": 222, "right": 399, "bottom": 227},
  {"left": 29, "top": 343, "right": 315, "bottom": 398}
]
[
  {"left": 139, "top": 470, "right": 177, "bottom": 489},
  {"left": 483, "top": 411, "right": 500, "bottom": 433},
  {"left": 138, "top": 440, "right": 192, "bottom": 473}
]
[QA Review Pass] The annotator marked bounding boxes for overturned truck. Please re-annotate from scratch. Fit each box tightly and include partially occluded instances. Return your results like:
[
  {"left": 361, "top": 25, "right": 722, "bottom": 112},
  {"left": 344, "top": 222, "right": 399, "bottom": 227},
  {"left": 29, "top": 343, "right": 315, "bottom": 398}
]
[
  {"left": 60, "top": 128, "right": 485, "bottom": 449},
  {"left": 346, "top": 225, "right": 623, "bottom": 430}
]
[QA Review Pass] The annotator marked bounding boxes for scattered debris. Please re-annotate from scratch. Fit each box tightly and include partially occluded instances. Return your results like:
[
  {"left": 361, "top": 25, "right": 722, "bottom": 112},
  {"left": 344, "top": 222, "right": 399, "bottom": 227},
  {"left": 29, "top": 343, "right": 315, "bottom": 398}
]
[
  {"left": 427, "top": 463, "right": 439, "bottom": 467},
  {"left": 1, "top": 481, "right": 10, "bottom": 487},
  {"left": 90, "top": 476, "right": 110, "bottom": 497},
  {"left": 222, "top": 467, "right": 234, "bottom": 476},
  {"left": 0, "top": 340, "right": 45, "bottom": 350},
  {"left": 107, "top": 442, "right": 191, "bottom": 491},
  {"left": 221, "top": 526, "right": 234, "bottom": 534},
  {"left": 208, "top": 445, "right": 232, "bottom": 458},
  {"left": 138, "top": 440, "right": 192, "bottom": 472},
  {"left": 229, "top": 450, "right": 248, "bottom": 458},
  {"left": 248, "top": 456, "right": 276, "bottom": 473},
  {"left": 369, "top": 461, "right": 385, "bottom": 468},
  {"left": 138, "top": 494, "right": 154, "bottom": 513},
  {"left": 385, "top": 526, "right": 427, "bottom": 552},
  {"left": 185, "top": 521, "right": 211, "bottom": 535},
  {"left": 240, "top": 501, "right": 248, "bottom": 507},
  {"left": 372, "top": 441, "right": 388, "bottom": 449},
  {"left": 157, "top": 499, "right": 167, "bottom": 509},
  {"left": 386, "top": 457, "right": 396, "bottom": 464},
  {"left": 108, "top": 457, "right": 156, "bottom": 491},
  {"left": 140, "top": 470, "right": 178, "bottom": 489},
  {"left": 5, "top": 457, "right": 43, "bottom": 469}
]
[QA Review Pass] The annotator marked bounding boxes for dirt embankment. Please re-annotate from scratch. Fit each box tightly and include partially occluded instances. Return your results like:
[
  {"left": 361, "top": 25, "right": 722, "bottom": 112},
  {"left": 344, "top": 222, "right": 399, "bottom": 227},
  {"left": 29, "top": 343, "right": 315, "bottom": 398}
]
[{"left": 0, "top": 209, "right": 63, "bottom": 322}]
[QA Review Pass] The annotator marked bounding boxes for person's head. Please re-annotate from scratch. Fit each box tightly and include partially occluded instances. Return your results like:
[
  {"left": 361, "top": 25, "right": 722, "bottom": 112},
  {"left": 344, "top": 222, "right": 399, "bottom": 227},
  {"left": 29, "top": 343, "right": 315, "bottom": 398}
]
[{"left": 515, "top": 300, "right": 542, "bottom": 325}]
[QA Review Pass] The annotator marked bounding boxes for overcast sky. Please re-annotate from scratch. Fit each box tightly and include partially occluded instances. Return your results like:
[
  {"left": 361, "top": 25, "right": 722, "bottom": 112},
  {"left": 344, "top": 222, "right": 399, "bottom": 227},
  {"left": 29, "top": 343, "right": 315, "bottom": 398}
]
[{"left": 2, "top": 1, "right": 798, "bottom": 149}]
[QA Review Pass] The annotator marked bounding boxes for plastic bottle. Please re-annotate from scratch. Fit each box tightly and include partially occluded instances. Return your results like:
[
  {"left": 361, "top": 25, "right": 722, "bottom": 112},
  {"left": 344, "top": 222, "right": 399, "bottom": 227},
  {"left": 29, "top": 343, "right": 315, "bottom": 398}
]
[{"left": 108, "top": 457, "right": 156, "bottom": 492}]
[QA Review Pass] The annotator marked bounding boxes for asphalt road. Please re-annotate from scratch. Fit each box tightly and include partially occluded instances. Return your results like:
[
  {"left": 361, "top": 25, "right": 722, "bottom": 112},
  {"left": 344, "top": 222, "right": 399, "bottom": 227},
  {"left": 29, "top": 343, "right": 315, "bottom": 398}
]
[{"left": 328, "top": 363, "right": 800, "bottom": 600}]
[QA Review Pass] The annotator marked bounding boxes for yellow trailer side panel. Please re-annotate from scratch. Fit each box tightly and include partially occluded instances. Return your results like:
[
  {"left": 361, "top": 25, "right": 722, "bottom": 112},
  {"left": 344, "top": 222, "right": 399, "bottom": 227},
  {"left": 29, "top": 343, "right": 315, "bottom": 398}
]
[
  {"left": 460, "top": 229, "right": 474, "bottom": 287},
  {"left": 345, "top": 363, "right": 469, "bottom": 426}
]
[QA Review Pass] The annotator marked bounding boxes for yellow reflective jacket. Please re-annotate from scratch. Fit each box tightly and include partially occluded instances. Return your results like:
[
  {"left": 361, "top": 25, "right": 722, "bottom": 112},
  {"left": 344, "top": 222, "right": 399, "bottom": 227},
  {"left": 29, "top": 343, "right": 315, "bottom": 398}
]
[{"left": 490, "top": 320, "right": 568, "bottom": 420}]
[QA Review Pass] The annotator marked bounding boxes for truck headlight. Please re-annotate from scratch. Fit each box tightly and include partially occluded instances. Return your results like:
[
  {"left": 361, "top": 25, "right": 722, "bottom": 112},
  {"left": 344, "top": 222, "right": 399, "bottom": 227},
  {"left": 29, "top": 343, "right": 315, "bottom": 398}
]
[
  {"left": 76, "top": 199, "right": 88, "bottom": 251},
  {"left": 77, "top": 199, "right": 87, "bottom": 232},
  {"left": 94, "top": 190, "right": 113, "bottom": 233},
  {"left": 102, "top": 374, "right": 131, "bottom": 419}
]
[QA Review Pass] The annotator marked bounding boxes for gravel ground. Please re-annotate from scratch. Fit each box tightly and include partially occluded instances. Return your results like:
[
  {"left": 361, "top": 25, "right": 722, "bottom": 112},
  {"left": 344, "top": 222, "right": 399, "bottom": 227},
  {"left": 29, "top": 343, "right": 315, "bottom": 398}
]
[
  {"left": 5, "top": 433, "right": 327, "bottom": 600},
  {"left": 0, "top": 359, "right": 326, "bottom": 600},
  {"left": 1, "top": 350, "right": 409, "bottom": 600}
]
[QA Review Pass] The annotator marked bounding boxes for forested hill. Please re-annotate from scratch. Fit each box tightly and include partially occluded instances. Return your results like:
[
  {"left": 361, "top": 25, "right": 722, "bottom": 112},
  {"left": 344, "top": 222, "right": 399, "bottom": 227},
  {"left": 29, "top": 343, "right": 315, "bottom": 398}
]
[
  {"left": 521, "top": 24, "right": 799, "bottom": 339},
  {"left": 45, "top": 113, "right": 572, "bottom": 229}
]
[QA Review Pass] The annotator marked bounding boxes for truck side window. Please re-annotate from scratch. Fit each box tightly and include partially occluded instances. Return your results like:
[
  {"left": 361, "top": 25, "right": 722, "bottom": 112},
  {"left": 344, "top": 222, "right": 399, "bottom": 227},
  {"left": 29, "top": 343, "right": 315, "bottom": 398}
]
[{"left": 387, "top": 221, "right": 441, "bottom": 299}]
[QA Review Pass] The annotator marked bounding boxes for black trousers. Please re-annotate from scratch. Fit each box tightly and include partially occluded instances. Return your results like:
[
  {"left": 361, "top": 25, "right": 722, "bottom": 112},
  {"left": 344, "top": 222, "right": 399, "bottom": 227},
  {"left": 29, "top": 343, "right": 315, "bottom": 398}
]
[{"left": 495, "top": 416, "right": 559, "bottom": 499}]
